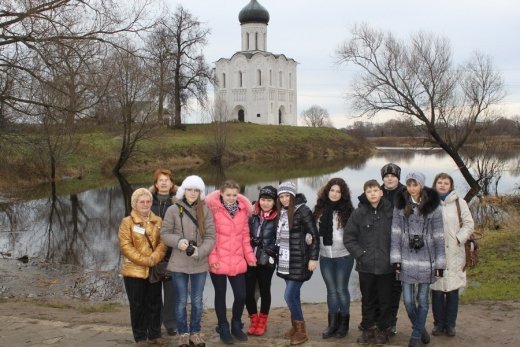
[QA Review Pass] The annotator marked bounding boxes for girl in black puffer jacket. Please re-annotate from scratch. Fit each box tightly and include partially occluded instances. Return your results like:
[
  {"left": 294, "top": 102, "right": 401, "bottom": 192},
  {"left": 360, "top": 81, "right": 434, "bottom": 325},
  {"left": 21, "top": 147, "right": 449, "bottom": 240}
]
[
  {"left": 275, "top": 182, "right": 320, "bottom": 345},
  {"left": 245, "top": 185, "right": 279, "bottom": 336}
]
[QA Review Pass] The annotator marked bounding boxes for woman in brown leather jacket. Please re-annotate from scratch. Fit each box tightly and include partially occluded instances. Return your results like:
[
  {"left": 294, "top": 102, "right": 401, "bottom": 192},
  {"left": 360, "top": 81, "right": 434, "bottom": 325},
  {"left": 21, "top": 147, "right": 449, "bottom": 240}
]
[{"left": 118, "top": 188, "right": 167, "bottom": 346}]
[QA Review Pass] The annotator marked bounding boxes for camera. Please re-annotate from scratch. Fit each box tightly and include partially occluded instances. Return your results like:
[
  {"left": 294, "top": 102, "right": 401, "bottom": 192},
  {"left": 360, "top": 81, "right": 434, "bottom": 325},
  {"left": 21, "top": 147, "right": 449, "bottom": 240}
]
[
  {"left": 408, "top": 234, "right": 425, "bottom": 251},
  {"left": 185, "top": 240, "right": 198, "bottom": 256}
]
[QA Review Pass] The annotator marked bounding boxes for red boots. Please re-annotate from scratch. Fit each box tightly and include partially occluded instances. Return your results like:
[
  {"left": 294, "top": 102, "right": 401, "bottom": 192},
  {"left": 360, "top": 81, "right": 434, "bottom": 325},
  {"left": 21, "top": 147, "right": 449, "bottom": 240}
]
[
  {"left": 247, "top": 314, "right": 259, "bottom": 335},
  {"left": 247, "top": 313, "right": 268, "bottom": 336}
]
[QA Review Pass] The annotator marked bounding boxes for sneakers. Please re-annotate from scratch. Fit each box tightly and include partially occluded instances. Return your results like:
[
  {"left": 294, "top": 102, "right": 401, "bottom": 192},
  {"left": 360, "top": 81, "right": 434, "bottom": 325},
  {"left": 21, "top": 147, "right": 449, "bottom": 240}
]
[
  {"left": 167, "top": 328, "right": 178, "bottom": 336},
  {"left": 388, "top": 324, "right": 397, "bottom": 336},
  {"left": 356, "top": 328, "right": 375, "bottom": 344},
  {"left": 446, "top": 326, "right": 457, "bottom": 337},
  {"left": 178, "top": 333, "right": 190, "bottom": 347},
  {"left": 432, "top": 326, "right": 444, "bottom": 336},
  {"left": 189, "top": 333, "right": 205, "bottom": 347},
  {"left": 374, "top": 329, "right": 389, "bottom": 345}
]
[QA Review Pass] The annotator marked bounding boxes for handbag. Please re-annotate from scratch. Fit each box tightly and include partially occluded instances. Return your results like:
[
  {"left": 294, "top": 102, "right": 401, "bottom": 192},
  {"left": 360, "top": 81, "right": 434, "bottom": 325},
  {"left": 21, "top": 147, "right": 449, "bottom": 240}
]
[
  {"left": 144, "top": 232, "right": 171, "bottom": 283},
  {"left": 455, "top": 199, "right": 480, "bottom": 271},
  {"left": 149, "top": 260, "right": 172, "bottom": 283}
]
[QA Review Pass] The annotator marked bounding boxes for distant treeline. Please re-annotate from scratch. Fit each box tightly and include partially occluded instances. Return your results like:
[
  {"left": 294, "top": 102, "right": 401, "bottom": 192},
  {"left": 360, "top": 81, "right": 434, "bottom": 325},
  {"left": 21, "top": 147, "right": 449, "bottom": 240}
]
[{"left": 343, "top": 117, "right": 520, "bottom": 138}]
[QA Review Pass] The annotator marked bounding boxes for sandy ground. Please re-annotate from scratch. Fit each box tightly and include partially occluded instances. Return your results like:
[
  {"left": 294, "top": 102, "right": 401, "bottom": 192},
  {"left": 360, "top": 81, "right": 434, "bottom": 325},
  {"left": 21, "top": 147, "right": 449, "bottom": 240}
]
[{"left": 1, "top": 258, "right": 519, "bottom": 347}]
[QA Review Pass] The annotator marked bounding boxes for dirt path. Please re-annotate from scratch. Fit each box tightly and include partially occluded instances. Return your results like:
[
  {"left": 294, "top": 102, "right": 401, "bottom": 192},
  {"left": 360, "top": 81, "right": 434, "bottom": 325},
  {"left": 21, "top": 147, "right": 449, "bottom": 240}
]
[{"left": 1, "top": 259, "right": 519, "bottom": 346}]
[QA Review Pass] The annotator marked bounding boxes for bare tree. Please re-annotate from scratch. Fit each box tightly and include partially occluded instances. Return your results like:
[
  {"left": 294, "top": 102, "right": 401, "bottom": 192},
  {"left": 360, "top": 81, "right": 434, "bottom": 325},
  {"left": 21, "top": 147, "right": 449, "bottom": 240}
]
[
  {"left": 149, "top": 6, "right": 213, "bottom": 128},
  {"left": 206, "top": 96, "right": 231, "bottom": 165},
  {"left": 302, "top": 105, "right": 332, "bottom": 127},
  {"left": 0, "top": 0, "right": 153, "bottom": 123},
  {"left": 103, "top": 43, "right": 157, "bottom": 174},
  {"left": 336, "top": 24, "right": 505, "bottom": 201}
]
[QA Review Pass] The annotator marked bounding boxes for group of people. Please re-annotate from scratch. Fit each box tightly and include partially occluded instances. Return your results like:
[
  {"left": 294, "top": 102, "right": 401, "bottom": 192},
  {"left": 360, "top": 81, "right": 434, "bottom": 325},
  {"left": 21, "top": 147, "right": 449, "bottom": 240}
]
[{"left": 118, "top": 163, "right": 474, "bottom": 347}]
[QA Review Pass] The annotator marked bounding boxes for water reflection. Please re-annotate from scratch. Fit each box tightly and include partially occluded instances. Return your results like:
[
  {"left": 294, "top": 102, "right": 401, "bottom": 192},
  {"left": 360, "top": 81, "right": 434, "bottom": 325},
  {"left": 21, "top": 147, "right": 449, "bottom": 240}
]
[{"left": 1, "top": 149, "right": 518, "bottom": 305}]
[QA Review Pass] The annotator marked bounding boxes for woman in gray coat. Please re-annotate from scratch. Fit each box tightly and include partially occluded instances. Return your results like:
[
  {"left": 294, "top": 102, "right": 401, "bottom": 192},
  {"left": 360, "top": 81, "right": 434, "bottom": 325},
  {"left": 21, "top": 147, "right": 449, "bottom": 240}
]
[
  {"left": 391, "top": 172, "right": 446, "bottom": 347},
  {"left": 430, "top": 173, "right": 474, "bottom": 337},
  {"left": 162, "top": 175, "right": 215, "bottom": 347}
]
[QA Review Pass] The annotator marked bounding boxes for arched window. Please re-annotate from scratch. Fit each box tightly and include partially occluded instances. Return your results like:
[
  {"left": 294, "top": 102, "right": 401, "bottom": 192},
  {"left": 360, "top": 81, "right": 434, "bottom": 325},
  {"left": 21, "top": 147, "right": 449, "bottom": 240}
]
[
  {"left": 257, "top": 69, "right": 262, "bottom": 86},
  {"left": 239, "top": 71, "right": 243, "bottom": 88},
  {"left": 246, "top": 33, "right": 249, "bottom": 50},
  {"left": 269, "top": 70, "right": 272, "bottom": 86},
  {"left": 289, "top": 73, "right": 292, "bottom": 89},
  {"left": 222, "top": 73, "right": 226, "bottom": 88},
  {"left": 255, "top": 32, "right": 258, "bottom": 50},
  {"left": 279, "top": 71, "right": 283, "bottom": 87}
]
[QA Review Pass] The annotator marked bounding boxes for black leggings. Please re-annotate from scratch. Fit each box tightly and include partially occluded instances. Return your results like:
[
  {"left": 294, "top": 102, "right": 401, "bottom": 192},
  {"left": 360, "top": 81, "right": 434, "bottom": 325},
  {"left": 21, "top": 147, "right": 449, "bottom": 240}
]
[
  {"left": 210, "top": 273, "right": 246, "bottom": 324},
  {"left": 245, "top": 264, "right": 275, "bottom": 315}
]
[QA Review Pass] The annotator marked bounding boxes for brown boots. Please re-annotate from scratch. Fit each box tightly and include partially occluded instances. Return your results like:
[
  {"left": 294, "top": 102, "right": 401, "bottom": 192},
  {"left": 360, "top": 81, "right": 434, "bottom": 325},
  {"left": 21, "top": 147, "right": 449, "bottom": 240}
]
[{"left": 284, "top": 320, "right": 308, "bottom": 345}]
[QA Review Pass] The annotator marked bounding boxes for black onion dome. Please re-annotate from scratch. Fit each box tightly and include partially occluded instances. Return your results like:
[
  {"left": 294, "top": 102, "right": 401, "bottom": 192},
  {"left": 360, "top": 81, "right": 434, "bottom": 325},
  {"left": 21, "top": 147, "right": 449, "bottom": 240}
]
[{"left": 239, "top": 0, "right": 270, "bottom": 24}]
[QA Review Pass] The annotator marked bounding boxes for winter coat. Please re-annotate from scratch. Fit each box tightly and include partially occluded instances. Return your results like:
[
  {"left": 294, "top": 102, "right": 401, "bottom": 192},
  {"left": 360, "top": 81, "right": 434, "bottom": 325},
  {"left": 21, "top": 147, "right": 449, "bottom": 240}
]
[
  {"left": 249, "top": 202, "right": 278, "bottom": 267},
  {"left": 277, "top": 194, "right": 320, "bottom": 282},
  {"left": 161, "top": 199, "right": 216, "bottom": 274},
  {"left": 118, "top": 210, "right": 166, "bottom": 279},
  {"left": 382, "top": 182, "right": 405, "bottom": 208},
  {"left": 150, "top": 189, "right": 175, "bottom": 261},
  {"left": 344, "top": 194, "right": 394, "bottom": 275},
  {"left": 206, "top": 190, "right": 256, "bottom": 276},
  {"left": 390, "top": 187, "right": 446, "bottom": 284},
  {"left": 431, "top": 190, "right": 474, "bottom": 292}
]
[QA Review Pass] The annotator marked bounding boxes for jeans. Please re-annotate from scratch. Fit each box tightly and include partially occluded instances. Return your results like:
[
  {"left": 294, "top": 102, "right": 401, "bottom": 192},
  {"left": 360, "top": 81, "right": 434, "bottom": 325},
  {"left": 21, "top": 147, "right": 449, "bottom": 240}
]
[
  {"left": 320, "top": 255, "right": 354, "bottom": 315},
  {"left": 172, "top": 272, "right": 207, "bottom": 334},
  {"left": 161, "top": 277, "right": 177, "bottom": 331},
  {"left": 402, "top": 282, "right": 430, "bottom": 339},
  {"left": 284, "top": 280, "right": 304, "bottom": 321},
  {"left": 245, "top": 264, "right": 275, "bottom": 315},
  {"left": 431, "top": 289, "right": 459, "bottom": 329},
  {"left": 123, "top": 276, "right": 162, "bottom": 342},
  {"left": 210, "top": 273, "right": 246, "bottom": 324}
]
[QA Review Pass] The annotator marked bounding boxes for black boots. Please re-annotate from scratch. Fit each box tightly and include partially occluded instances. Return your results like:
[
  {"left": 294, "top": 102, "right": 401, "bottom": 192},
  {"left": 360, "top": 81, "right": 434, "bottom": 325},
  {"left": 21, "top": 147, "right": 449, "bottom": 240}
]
[
  {"left": 335, "top": 314, "right": 350, "bottom": 338},
  {"left": 322, "top": 313, "right": 339, "bottom": 338},
  {"left": 231, "top": 319, "right": 248, "bottom": 341},
  {"left": 216, "top": 322, "right": 234, "bottom": 345}
]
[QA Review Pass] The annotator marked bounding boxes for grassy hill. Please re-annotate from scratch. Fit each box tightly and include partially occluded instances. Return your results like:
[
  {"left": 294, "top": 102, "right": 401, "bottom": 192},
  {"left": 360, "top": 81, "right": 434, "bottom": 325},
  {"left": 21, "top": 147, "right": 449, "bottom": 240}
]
[{"left": 1, "top": 123, "right": 372, "bottom": 196}]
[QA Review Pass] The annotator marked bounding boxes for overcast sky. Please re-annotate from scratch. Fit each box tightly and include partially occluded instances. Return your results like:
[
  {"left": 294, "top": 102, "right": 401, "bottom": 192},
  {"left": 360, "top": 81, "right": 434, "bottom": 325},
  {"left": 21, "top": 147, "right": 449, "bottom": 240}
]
[{"left": 163, "top": 0, "right": 520, "bottom": 128}]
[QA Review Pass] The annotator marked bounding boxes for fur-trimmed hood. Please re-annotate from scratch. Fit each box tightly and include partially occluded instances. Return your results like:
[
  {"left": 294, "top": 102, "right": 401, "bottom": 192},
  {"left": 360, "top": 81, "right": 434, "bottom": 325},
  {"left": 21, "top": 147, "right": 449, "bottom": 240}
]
[{"left": 395, "top": 186, "right": 441, "bottom": 216}]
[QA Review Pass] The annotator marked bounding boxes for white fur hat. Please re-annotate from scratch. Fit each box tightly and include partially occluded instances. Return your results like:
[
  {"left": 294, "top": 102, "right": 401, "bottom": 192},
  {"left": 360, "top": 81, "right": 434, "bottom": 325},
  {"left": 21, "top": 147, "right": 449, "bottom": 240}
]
[{"left": 176, "top": 175, "right": 206, "bottom": 200}]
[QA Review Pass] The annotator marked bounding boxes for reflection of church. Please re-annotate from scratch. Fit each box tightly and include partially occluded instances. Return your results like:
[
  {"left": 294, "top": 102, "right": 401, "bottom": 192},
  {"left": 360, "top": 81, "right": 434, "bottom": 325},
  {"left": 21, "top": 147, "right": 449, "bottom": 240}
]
[{"left": 214, "top": 0, "right": 298, "bottom": 125}]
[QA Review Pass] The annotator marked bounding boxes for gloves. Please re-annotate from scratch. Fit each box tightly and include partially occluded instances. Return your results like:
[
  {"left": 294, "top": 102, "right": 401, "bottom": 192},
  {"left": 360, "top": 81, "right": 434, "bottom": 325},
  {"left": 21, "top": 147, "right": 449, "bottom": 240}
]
[
  {"left": 178, "top": 239, "right": 189, "bottom": 251},
  {"left": 435, "top": 269, "right": 444, "bottom": 278}
]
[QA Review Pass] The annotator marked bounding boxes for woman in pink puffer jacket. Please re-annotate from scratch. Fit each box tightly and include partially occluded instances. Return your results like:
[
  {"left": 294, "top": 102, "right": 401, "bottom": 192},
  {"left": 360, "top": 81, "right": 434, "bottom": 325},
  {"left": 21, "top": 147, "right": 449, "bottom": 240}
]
[{"left": 206, "top": 180, "right": 257, "bottom": 344}]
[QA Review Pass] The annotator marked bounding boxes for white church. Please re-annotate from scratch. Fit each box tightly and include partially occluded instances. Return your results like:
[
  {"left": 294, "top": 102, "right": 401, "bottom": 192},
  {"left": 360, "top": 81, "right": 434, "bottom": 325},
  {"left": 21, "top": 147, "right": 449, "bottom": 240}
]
[{"left": 214, "top": 0, "right": 298, "bottom": 125}]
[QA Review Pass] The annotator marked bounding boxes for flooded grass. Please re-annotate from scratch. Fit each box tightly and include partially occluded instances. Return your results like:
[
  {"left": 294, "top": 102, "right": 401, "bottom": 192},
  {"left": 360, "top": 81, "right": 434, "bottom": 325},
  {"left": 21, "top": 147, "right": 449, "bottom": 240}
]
[{"left": 461, "top": 198, "right": 520, "bottom": 303}]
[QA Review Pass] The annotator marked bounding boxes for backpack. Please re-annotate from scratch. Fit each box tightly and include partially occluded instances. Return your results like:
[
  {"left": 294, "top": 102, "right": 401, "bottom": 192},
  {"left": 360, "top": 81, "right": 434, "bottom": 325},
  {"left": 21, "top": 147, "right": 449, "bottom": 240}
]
[{"left": 455, "top": 199, "right": 480, "bottom": 271}]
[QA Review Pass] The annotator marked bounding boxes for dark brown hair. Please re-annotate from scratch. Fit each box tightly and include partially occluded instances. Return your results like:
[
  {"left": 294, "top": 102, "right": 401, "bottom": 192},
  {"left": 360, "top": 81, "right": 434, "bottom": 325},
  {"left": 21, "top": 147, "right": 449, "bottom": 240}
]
[
  {"left": 313, "top": 177, "right": 353, "bottom": 229},
  {"left": 363, "top": 179, "right": 381, "bottom": 192},
  {"left": 433, "top": 172, "right": 454, "bottom": 190},
  {"left": 276, "top": 194, "right": 295, "bottom": 229}
]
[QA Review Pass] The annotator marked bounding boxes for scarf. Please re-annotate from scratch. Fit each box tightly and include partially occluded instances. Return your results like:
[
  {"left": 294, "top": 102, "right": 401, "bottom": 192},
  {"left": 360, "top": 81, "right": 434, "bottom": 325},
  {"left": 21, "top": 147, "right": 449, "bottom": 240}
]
[
  {"left": 222, "top": 199, "right": 239, "bottom": 218},
  {"left": 319, "top": 200, "right": 341, "bottom": 246}
]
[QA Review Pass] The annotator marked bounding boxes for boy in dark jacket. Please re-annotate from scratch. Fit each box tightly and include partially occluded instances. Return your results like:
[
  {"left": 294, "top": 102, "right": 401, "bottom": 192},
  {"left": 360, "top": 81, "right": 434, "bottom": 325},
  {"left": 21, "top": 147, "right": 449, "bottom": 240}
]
[{"left": 344, "top": 180, "right": 394, "bottom": 345}]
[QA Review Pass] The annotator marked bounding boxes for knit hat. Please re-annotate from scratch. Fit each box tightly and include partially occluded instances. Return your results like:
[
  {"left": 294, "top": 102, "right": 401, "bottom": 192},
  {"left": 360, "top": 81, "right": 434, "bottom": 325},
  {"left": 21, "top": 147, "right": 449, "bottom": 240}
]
[
  {"left": 131, "top": 188, "right": 153, "bottom": 210},
  {"left": 406, "top": 171, "right": 426, "bottom": 188},
  {"left": 176, "top": 175, "right": 206, "bottom": 200},
  {"left": 381, "top": 163, "right": 401, "bottom": 180},
  {"left": 258, "top": 185, "right": 277, "bottom": 200},
  {"left": 277, "top": 181, "right": 296, "bottom": 197}
]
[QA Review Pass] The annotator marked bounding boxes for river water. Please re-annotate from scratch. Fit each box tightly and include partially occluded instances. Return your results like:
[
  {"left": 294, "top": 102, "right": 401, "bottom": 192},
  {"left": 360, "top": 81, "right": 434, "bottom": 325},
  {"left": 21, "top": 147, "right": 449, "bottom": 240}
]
[{"left": 1, "top": 148, "right": 518, "bottom": 306}]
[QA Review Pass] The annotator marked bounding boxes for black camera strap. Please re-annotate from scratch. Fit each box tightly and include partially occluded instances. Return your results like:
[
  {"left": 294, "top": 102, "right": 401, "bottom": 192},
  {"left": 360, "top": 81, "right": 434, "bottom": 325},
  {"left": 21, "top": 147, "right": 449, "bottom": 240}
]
[{"left": 176, "top": 203, "right": 198, "bottom": 242}]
